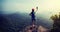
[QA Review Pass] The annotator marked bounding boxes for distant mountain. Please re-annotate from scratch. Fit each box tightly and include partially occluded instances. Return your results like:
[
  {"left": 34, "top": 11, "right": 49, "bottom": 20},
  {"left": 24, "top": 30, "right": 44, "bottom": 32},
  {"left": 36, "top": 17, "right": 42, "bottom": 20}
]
[{"left": 0, "top": 12, "right": 52, "bottom": 32}]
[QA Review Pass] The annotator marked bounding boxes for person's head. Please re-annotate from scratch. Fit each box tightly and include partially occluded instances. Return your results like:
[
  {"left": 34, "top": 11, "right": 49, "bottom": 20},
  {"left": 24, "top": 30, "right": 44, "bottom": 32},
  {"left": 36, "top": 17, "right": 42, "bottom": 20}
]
[{"left": 32, "top": 8, "right": 34, "bottom": 12}]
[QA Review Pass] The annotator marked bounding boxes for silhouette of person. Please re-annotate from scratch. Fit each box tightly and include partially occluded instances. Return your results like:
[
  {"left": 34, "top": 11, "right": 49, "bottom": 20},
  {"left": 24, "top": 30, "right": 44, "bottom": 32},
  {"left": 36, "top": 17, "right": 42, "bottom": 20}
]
[{"left": 29, "top": 8, "right": 36, "bottom": 24}]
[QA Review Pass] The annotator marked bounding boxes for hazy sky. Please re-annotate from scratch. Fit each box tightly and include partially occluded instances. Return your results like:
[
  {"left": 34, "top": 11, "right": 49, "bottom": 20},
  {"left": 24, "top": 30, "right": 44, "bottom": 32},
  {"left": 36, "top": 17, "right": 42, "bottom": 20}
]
[{"left": 1, "top": 0, "right": 60, "bottom": 19}]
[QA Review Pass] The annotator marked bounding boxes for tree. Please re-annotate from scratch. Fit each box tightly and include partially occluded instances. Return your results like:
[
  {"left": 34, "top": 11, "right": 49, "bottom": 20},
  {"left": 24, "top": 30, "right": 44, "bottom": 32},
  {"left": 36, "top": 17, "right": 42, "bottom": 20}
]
[{"left": 50, "top": 12, "right": 60, "bottom": 32}]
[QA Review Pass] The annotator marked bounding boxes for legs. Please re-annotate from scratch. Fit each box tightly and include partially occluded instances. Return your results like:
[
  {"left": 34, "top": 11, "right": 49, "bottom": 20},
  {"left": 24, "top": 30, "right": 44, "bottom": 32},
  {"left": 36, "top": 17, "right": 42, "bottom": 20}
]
[{"left": 32, "top": 18, "right": 36, "bottom": 25}]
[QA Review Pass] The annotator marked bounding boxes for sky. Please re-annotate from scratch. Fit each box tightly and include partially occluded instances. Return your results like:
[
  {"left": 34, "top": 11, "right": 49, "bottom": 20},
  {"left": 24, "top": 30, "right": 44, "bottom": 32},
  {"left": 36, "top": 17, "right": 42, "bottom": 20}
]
[{"left": 1, "top": 0, "right": 60, "bottom": 19}]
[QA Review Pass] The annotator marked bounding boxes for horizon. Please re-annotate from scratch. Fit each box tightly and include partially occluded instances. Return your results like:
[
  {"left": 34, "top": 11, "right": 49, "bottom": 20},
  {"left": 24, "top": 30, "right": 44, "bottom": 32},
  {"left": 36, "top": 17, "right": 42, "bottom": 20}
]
[{"left": 1, "top": 0, "right": 60, "bottom": 19}]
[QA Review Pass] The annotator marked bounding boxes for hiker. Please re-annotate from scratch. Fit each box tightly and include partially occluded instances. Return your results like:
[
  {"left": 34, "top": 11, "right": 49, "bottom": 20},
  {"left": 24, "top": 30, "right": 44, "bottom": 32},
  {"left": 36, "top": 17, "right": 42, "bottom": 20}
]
[{"left": 29, "top": 8, "right": 36, "bottom": 24}]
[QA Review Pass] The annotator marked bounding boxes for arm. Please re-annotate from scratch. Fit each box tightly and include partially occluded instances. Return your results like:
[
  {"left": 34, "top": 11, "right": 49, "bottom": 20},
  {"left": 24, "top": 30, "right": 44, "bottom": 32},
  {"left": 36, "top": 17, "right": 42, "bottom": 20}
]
[{"left": 35, "top": 6, "right": 38, "bottom": 13}]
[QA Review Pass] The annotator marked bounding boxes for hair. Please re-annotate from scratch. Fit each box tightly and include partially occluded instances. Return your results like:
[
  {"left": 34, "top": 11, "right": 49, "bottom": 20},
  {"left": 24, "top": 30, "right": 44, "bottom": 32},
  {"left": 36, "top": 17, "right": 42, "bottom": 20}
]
[{"left": 32, "top": 8, "right": 34, "bottom": 12}]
